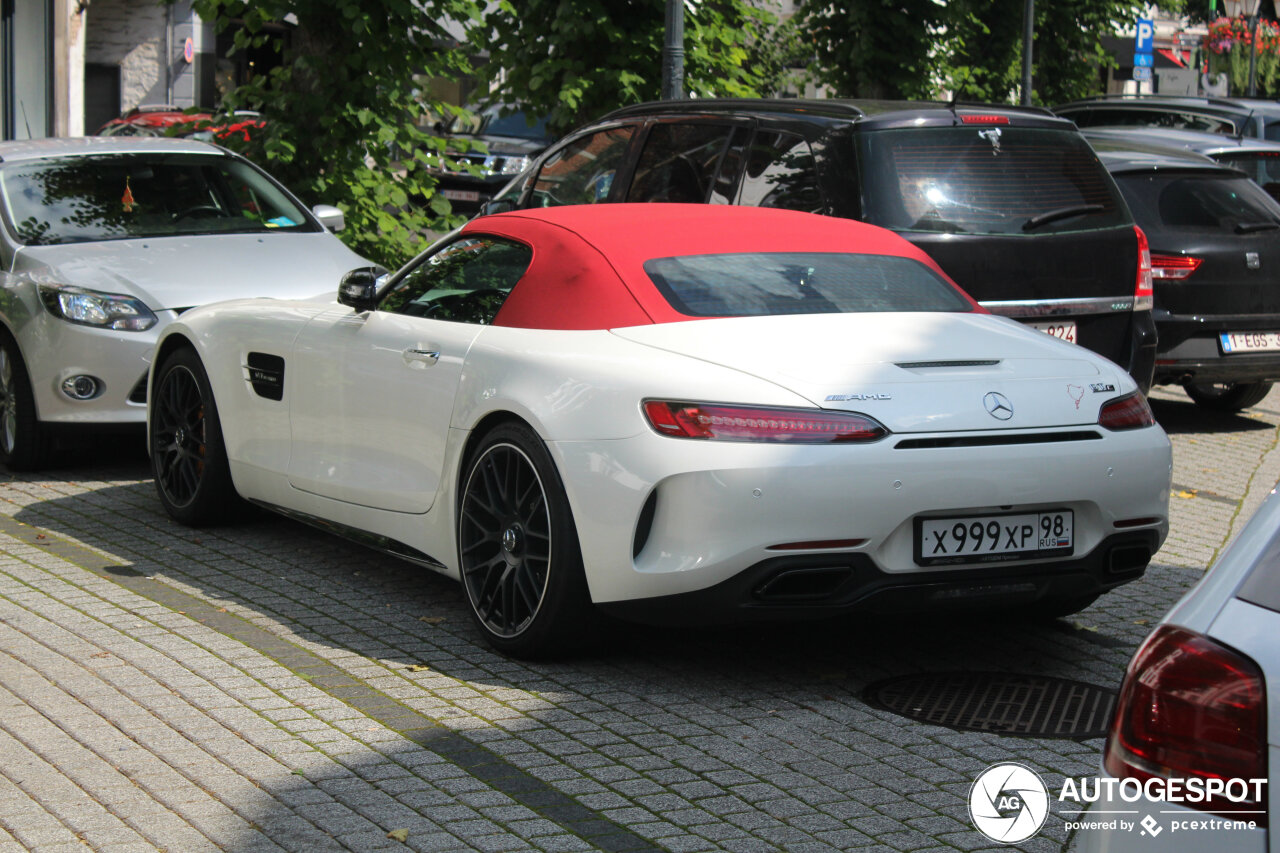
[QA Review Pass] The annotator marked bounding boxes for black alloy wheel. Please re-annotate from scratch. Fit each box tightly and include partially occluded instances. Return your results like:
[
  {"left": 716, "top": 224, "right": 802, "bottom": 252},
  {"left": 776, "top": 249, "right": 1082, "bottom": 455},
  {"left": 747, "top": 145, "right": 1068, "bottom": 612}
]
[
  {"left": 458, "top": 422, "right": 592, "bottom": 658},
  {"left": 150, "top": 347, "right": 238, "bottom": 525},
  {"left": 1185, "top": 380, "right": 1273, "bottom": 412},
  {"left": 0, "top": 330, "right": 48, "bottom": 471}
]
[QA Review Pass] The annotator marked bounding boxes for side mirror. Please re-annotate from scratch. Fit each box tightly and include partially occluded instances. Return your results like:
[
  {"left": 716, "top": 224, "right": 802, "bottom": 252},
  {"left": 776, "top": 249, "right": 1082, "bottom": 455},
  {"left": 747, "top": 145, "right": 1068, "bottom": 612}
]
[
  {"left": 479, "top": 197, "right": 517, "bottom": 217},
  {"left": 338, "top": 266, "right": 387, "bottom": 312},
  {"left": 312, "top": 204, "right": 346, "bottom": 232}
]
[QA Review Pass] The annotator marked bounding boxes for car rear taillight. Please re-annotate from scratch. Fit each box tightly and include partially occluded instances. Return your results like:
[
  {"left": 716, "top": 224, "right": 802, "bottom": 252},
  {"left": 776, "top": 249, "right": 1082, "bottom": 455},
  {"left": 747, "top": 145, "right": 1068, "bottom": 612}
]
[
  {"left": 1104, "top": 625, "right": 1267, "bottom": 825},
  {"left": 1134, "top": 226, "right": 1154, "bottom": 311},
  {"left": 1098, "top": 392, "right": 1155, "bottom": 430},
  {"left": 1150, "top": 253, "right": 1203, "bottom": 280},
  {"left": 643, "top": 401, "right": 888, "bottom": 443},
  {"left": 959, "top": 114, "right": 1010, "bottom": 124}
]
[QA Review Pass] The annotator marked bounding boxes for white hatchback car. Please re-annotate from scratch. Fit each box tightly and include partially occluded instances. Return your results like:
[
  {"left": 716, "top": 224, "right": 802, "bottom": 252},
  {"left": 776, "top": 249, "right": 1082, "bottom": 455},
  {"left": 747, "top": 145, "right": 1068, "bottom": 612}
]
[
  {"left": 0, "top": 136, "right": 368, "bottom": 469},
  {"left": 1075, "top": 486, "right": 1278, "bottom": 853}
]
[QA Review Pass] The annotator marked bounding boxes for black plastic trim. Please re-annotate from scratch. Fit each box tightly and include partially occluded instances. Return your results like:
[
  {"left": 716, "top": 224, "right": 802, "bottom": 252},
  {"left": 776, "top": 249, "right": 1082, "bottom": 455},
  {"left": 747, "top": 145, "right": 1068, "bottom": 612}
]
[{"left": 599, "top": 531, "right": 1159, "bottom": 626}]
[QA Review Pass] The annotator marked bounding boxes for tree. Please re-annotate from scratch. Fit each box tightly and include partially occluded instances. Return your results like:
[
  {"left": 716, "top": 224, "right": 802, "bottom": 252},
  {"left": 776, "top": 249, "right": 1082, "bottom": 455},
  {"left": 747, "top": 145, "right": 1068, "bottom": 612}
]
[
  {"left": 796, "top": 0, "right": 948, "bottom": 100},
  {"left": 796, "top": 0, "right": 1148, "bottom": 106},
  {"left": 187, "top": 0, "right": 478, "bottom": 268},
  {"left": 476, "top": 0, "right": 783, "bottom": 136}
]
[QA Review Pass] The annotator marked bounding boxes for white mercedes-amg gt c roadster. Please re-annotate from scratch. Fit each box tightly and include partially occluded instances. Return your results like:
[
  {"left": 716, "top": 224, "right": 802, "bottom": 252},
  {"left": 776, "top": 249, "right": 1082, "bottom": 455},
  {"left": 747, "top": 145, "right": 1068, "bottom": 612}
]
[{"left": 147, "top": 204, "right": 1171, "bottom": 657}]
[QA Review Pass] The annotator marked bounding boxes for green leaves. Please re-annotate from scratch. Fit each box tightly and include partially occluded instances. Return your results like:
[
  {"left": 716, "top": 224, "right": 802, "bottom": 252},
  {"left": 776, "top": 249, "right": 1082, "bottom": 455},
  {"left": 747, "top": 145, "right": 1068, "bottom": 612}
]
[
  {"left": 191, "top": 0, "right": 472, "bottom": 268},
  {"left": 476, "top": 0, "right": 782, "bottom": 136},
  {"left": 795, "top": 0, "right": 1146, "bottom": 106}
]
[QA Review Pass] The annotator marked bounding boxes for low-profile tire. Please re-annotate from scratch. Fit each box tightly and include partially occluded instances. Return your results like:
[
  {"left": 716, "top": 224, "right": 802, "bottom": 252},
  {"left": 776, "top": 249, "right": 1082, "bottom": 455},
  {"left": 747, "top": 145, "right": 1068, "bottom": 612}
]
[
  {"left": 149, "top": 347, "right": 240, "bottom": 526},
  {"left": 1185, "top": 380, "right": 1273, "bottom": 412},
  {"left": 457, "top": 422, "right": 593, "bottom": 659},
  {"left": 0, "top": 329, "right": 49, "bottom": 471}
]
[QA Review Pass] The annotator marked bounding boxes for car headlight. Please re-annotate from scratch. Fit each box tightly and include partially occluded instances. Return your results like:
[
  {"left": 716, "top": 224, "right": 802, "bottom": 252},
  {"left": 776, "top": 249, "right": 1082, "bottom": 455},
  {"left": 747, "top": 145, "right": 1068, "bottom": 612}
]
[
  {"left": 499, "top": 156, "right": 531, "bottom": 176},
  {"left": 38, "top": 284, "right": 158, "bottom": 332}
]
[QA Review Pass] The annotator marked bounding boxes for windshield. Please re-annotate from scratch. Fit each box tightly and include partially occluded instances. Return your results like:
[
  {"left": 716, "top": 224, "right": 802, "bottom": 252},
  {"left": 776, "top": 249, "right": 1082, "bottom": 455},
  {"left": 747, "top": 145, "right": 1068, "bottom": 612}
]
[
  {"left": 452, "top": 107, "right": 551, "bottom": 142},
  {"left": 857, "top": 126, "right": 1130, "bottom": 236},
  {"left": 0, "top": 153, "right": 317, "bottom": 245},
  {"left": 644, "top": 252, "right": 973, "bottom": 317}
]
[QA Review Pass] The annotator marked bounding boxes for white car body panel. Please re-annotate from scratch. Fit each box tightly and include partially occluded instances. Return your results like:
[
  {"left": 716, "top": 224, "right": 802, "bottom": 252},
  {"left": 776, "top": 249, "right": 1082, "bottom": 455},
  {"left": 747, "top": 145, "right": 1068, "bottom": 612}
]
[{"left": 156, "top": 295, "right": 1172, "bottom": 606}]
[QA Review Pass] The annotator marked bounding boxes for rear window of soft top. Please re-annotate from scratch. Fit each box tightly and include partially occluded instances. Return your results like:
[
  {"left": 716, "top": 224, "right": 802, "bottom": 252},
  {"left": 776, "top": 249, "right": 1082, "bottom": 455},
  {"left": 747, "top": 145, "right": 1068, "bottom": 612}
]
[{"left": 643, "top": 251, "right": 973, "bottom": 317}]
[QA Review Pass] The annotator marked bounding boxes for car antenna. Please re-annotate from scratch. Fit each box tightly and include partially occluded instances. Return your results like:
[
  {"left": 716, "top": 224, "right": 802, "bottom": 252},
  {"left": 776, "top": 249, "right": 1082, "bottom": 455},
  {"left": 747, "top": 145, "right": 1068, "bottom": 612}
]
[
  {"left": 948, "top": 71, "right": 973, "bottom": 122},
  {"left": 1235, "top": 110, "right": 1255, "bottom": 141}
]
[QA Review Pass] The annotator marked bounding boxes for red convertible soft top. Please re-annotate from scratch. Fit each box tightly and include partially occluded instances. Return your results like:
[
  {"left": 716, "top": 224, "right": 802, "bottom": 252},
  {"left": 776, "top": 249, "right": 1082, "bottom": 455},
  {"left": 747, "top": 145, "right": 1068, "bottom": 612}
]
[{"left": 462, "top": 203, "right": 978, "bottom": 330}]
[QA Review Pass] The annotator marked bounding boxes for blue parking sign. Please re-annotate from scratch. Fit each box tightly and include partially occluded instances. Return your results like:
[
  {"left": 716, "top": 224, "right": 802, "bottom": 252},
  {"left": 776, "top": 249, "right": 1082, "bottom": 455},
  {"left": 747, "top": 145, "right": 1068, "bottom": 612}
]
[
  {"left": 1134, "top": 53, "right": 1154, "bottom": 67},
  {"left": 1135, "top": 18, "right": 1155, "bottom": 54}
]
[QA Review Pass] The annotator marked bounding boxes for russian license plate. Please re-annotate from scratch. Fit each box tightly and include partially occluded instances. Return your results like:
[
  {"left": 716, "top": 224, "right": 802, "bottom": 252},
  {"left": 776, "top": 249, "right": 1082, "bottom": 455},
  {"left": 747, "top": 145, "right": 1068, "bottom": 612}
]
[
  {"left": 442, "top": 189, "right": 481, "bottom": 202},
  {"left": 1029, "top": 321, "right": 1078, "bottom": 343},
  {"left": 915, "top": 510, "right": 1074, "bottom": 566},
  {"left": 1220, "top": 331, "right": 1280, "bottom": 353}
]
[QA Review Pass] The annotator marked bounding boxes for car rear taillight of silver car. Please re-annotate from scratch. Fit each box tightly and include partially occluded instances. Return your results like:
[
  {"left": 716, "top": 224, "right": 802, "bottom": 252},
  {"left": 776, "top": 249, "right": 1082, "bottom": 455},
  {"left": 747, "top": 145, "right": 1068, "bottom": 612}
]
[
  {"left": 1133, "top": 226, "right": 1155, "bottom": 311},
  {"left": 1104, "top": 624, "right": 1268, "bottom": 827}
]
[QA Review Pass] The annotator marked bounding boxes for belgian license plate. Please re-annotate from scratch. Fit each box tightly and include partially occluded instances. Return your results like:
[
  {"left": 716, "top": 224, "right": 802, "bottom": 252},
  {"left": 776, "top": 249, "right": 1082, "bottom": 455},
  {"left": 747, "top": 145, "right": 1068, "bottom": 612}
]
[
  {"left": 915, "top": 511, "right": 1074, "bottom": 566},
  {"left": 1029, "top": 321, "right": 1078, "bottom": 343},
  {"left": 442, "top": 189, "right": 481, "bottom": 202},
  {"left": 1220, "top": 332, "right": 1280, "bottom": 353}
]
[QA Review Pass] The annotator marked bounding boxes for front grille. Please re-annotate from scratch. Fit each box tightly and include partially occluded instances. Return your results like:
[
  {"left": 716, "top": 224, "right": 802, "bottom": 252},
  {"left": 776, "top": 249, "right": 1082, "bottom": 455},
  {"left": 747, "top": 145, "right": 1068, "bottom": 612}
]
[{"left": 895, "top": 431, "right": 1101, "bottom": 449}]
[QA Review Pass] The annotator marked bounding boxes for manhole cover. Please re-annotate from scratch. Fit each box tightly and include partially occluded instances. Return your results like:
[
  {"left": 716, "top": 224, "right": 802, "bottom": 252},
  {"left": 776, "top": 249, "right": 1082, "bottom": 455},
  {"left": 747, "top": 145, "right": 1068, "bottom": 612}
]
[{"left": 863, "top": 672, "right": 1117, "bottom": 738}]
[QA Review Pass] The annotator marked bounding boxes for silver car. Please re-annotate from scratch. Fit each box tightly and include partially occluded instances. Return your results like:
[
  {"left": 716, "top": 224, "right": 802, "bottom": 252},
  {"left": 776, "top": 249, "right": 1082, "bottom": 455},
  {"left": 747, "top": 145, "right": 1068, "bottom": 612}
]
[
  {"left": 0, "top": 137, "right": 368, "bottom": 469},
  {"left": 1075, "top": 485, "right": 1278, "bottom": 852}
]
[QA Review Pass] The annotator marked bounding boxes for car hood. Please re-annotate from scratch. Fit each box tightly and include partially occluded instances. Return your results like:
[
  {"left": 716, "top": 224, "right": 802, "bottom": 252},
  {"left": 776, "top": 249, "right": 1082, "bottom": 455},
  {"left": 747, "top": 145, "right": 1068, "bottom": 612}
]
[
  {"left": 612, "top": 312, "right": 1130, "bottom": 433},
  {"left": 15, "top": 232, "right": 368, "bottom": 310}
]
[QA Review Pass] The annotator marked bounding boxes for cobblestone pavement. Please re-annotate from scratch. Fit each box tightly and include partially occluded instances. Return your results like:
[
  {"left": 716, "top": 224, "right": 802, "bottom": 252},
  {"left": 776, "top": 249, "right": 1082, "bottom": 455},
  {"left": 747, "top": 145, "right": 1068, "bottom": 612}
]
[{"left": 0, "top": 385, "right": 1276, "bottom": 853}]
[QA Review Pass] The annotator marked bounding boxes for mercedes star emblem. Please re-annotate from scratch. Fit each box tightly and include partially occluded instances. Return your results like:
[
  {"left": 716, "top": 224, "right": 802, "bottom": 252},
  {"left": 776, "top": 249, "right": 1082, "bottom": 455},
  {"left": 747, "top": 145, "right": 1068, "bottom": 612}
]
[{"left": 983, "top": 391, "right": 1014, "bottom": 420}]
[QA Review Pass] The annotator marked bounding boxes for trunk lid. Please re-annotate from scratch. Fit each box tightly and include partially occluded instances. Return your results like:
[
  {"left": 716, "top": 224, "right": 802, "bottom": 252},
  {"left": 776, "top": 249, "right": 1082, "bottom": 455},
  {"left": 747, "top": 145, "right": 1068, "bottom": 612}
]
[{"left": 612, "top": 313, "right": 1118, "bottom": 433}]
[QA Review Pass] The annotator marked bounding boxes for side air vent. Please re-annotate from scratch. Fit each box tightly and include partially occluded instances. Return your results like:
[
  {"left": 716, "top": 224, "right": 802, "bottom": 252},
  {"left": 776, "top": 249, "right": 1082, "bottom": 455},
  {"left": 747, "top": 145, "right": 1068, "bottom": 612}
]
[
  {"left": 895, "top": 431, "right": 1102, "bottom": 449},
  {"left": 128, "top": 374, "right": 148, "bottom": 404},
  {"left": 246, "top": 352, "right": 285, "bottom": 401}
]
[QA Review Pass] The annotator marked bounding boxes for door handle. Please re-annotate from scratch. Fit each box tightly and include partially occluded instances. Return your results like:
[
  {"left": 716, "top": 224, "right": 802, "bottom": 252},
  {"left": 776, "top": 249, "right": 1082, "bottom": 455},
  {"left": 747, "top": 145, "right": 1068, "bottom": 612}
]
[{"left": 403, "top": 348, "right": 440, "bottom": 365}]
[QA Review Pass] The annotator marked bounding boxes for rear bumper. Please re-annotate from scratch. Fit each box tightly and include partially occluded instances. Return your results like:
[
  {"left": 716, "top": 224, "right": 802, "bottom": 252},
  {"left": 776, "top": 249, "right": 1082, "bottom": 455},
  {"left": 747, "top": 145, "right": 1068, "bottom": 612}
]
[
  {"left": 599, "top": 531, "right": 1159, "bottom": 624},
  {"left": 1153, "top": 318, "right": 1280, "bottom": 385}
]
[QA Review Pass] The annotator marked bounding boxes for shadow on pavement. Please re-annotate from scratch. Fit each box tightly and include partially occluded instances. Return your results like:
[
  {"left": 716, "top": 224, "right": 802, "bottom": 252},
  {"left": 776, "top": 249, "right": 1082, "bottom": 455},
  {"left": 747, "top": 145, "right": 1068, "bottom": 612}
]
[
  {"left": 1148, "top": 396, "right": 1273, "bottom": 436},
  {"left": 4, "top": 470, "right": 1199, "bottom": 851}
]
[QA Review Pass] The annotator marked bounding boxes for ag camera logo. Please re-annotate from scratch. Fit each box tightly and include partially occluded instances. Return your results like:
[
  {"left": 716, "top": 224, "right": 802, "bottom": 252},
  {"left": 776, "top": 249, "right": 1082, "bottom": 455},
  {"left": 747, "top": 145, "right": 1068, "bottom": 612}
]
[{"left": 969, "top": 762, "right": 1050, "bottom": 844}]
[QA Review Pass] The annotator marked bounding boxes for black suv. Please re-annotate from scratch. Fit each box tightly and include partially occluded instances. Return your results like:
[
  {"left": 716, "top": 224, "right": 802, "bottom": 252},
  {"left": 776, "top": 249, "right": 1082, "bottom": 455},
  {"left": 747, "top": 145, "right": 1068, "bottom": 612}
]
[
  {"left": 1092, "top": 138, "right": 1280, "bottom": 410},
  {"left": 492, "top": 99, "right": 1157, "bottom": 390},
  {"left": 431, "top": 105, "right": 555, "bottom": 213}
]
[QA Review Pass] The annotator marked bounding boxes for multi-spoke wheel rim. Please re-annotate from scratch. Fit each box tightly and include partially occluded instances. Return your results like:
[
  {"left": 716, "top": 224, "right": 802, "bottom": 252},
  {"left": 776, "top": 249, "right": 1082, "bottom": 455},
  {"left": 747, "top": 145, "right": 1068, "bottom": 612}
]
[
  {"left": 0, "top": 346, "right": 16, "bottom": 455},
  {"left": 459, "top": 443, "right": 552, "bottom": 638},
  {"left": 151, "top": 365, "right": 207, "bottom": 507}
]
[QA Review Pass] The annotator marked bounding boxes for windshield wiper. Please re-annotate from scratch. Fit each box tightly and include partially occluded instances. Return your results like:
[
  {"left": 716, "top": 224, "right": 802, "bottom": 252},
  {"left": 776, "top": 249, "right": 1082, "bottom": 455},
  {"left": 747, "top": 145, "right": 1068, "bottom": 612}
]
[
  {"left": 1022, "top": 204, "right": 1105, "bottom": 232},
  {"left": 1235, "top": 221, "right": 1280, "bottom": 234}
]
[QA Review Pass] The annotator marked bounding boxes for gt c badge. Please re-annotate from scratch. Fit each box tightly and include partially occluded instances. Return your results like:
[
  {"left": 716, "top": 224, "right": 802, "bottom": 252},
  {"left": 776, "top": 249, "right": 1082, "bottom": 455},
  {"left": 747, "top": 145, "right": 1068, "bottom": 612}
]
[
  {"left": 983, "top": 391, "right": 1013, "bottom": 420},
  {"left": 826, "top": 393, "right": 892, "bottom": 402}
]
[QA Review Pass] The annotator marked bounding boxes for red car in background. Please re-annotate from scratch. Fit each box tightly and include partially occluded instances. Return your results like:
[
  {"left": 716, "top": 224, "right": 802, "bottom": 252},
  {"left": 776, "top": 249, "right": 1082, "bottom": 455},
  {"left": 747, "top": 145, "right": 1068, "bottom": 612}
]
[{"left": 97, "top": 105, "right": 262, "bottom": 143}]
